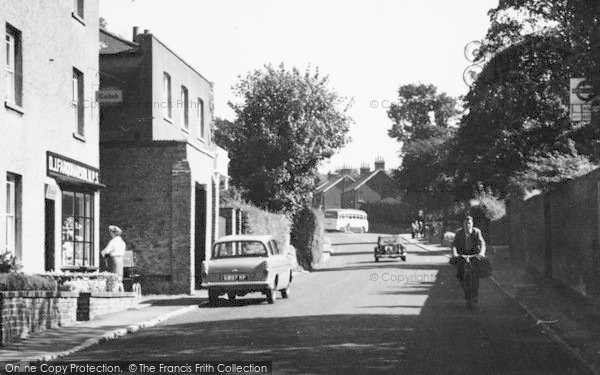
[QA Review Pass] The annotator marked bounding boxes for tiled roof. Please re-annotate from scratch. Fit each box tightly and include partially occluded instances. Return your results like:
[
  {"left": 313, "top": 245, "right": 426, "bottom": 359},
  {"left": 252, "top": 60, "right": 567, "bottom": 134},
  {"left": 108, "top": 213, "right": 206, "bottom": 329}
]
[
  {"left": 344, "top": 170, "right": 387, "bottom": 192},
  {"left": 316, "top": 175, "right": 355, "bottom": 193},
  {"left": 100, "top": 28, "right": 138, "bottom": 54}
]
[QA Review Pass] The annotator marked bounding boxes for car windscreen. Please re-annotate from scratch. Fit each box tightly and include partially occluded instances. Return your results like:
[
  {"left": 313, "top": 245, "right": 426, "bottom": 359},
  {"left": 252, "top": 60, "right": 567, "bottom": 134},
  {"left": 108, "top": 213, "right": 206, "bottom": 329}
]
[
  {"left": 212, "top": 241, "right": 268, "bottom": 258},
  {"left": 324, "top": 211, "right": 338, "bottom": 219}
]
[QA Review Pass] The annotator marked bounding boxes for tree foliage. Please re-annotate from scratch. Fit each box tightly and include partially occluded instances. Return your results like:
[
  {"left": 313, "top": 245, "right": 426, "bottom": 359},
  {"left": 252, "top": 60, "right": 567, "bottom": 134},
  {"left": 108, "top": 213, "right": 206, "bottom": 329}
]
[
  {"left": 508, "top": 141, "right": 597, "bottom": 198},
  {"left": 387, "top": 83, "right": 460, "bottom": 143},
  {"left": 214, "top": 64, "right": 352, "bottom": 213}
]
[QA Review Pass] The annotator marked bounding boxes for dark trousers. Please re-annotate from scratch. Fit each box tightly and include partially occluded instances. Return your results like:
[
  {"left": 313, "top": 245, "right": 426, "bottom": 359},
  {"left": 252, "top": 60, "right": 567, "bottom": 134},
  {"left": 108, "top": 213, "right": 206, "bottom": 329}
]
[{"left": 456, "top": 259, "right": 479, "bottom": 302}]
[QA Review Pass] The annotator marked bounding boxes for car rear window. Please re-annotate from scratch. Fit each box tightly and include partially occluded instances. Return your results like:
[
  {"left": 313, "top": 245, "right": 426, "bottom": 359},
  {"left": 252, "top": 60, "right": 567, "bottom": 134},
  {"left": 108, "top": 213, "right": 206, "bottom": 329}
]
[
  {"left": 212, "top": 241, "right": 268, "bottom": 258},
  {"left": 324, "top": 211, "right": 338, "bottom": 219}
]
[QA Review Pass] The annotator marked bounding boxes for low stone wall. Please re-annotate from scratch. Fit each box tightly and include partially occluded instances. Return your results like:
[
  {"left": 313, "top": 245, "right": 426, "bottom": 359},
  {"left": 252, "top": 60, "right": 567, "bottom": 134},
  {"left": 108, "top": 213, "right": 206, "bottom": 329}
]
[
  {"left": 0, "top": 291, "right": 79, "bottom": 346},
  {"left": 76, "top": 292, "right": 140, "bottom": 321}
]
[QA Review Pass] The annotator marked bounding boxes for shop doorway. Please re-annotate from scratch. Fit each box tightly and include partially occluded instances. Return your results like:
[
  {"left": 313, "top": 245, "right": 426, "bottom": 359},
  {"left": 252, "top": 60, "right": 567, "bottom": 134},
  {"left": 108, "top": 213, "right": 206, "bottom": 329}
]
[
  {"left": 194, "top": 184, "right": 207, "bottom": 289},
  {"left": 44, "top": 199, "right": 55, "bottom": 271}
]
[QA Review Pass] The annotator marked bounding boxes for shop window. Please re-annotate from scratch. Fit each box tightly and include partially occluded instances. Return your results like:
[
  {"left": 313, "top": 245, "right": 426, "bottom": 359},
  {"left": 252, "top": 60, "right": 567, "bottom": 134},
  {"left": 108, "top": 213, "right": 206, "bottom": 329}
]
[
  {"left": 5, "top": 24, "right": 22, "bottom": 107},
  {"left": 72, "top": 68, "right": 84, "bottom": 137},
  {"left": 5, "top": 173, "right": 20, "bottom": 255},
  {"left": 62, "top": 191, "right": 94, "bottom": 267}
]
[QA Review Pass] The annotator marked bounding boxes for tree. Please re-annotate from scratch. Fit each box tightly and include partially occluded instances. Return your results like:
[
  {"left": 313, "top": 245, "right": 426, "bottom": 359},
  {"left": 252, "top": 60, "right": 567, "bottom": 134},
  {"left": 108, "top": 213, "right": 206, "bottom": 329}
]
[
  {"left": 386, "top": 83, "right": 461, "bottom": 215},
  {"left": 453, "top": 34, "right": 576, "bottom": 197},
  {"left": 507, "top": 141, "right": 597, "bottom": 198},
  {"left": 387, "top": 83, "right": 460, "bottom": 143},
  {"left": 214, "top": 64, "right": 352, "bottom": 213}
]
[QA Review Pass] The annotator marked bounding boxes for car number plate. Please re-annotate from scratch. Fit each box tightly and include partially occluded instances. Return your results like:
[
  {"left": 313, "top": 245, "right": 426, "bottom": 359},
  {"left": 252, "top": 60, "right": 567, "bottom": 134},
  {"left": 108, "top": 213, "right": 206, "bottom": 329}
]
[{"left": 223, "top": 274, "right": 247, "bottom": 281}]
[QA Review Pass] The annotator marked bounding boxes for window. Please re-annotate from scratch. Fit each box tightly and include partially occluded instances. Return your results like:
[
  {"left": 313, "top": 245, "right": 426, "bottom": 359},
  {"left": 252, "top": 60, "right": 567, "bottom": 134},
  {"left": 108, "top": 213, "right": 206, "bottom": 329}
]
[
  {"left": 181, "top": 86, "right": 189, "bottom": 129},
  {"left": 163, "top": 72, "right": 172, "bottom": 120},
  {"left": 72, "top": 68, "right": 84, "bottom": 137},
  {"left": 5, "top": 24, "right": 22, "bottom": 107},
  {"left": 73, "top": 0, "right": 84, "bottom": 19},
  {"left": 5, "top": 175, "right": 15, "bottom": 253},
  {"left": 197, "top": 98, "right": 205, "bottom": 138},
  {"left": 62, "top": 191, "right": 94, "bottom": 267}
]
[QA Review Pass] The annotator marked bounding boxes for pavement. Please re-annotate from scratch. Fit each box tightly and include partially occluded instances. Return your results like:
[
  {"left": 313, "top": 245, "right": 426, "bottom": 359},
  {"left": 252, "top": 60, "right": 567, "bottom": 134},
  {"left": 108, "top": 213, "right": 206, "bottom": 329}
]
[
  {"left": 0, "top": 293, "right": 207, "bottom": 363},
  {"left": 402, "top": 235, "right": 600, "bottom": 375}
]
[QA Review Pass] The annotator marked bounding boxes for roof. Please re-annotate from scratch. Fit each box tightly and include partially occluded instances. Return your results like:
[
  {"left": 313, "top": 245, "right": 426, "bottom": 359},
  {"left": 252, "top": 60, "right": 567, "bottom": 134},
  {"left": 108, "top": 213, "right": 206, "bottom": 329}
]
[
  {"left": 344, "top": 169, "right": 388, "bottom": 191},
  {"left": 316, "top": 175, "right": 355, "bottom": 193},
  {"left": 100, "top": 28, "right": 138, "bottom": 54},
  {"left": 323, "top": 208, "right": 367, "bottom": 214},
  {"left": 215, "top": 234, "right": 273, "bottom": 244}
]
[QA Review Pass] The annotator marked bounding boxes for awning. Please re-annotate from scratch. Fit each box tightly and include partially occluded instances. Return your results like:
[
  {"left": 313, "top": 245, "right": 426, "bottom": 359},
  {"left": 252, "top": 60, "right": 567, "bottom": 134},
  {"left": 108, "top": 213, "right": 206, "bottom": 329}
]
[{"left": 49, "top": 171, "right": 106, "bottom": 191}]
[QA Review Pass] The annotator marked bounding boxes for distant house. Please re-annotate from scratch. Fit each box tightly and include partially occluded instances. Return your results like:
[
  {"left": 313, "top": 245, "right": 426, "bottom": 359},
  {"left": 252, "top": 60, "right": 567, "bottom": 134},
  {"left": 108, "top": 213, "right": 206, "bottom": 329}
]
[
  {"left": 341, "top": 159, "right": 400, "bottom": 209},
  {"left": 313, "top": 174, "right": 355, "bottom": 210}
]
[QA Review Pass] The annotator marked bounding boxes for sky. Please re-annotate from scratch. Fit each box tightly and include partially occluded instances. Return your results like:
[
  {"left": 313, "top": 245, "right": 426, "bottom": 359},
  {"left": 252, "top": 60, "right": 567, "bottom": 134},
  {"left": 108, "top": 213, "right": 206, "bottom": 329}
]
[{"left": 99, "top": 0, "right": 498, "bottom": 173}]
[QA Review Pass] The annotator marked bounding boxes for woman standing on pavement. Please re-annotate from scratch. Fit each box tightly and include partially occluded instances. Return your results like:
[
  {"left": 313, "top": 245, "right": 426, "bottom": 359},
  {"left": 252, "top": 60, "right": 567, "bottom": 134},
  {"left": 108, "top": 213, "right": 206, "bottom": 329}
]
[{"left": 101, "top": 225, "right": 126, "bottom": 281}]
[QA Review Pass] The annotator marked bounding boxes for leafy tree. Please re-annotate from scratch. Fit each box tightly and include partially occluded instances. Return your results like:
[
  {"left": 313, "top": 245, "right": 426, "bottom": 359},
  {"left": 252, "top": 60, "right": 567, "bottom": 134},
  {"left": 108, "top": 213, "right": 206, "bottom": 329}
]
[
  {"left": 507, "top": 141, "right": 597, "bottom": 198},
  {"left": 387, "top": 83, "right": 460, "bottom": 143},
  {"left": 453, "top": 34, "right": 575, "bottom": 197},
  {"left": 214, "top": 64, "right": 352, "bottom": 213}
]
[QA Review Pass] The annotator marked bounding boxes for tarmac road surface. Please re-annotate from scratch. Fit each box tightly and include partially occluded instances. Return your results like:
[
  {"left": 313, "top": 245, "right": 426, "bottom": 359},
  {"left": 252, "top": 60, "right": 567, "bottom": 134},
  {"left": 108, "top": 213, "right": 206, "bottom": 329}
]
[{"left": 65, "top": 232, "right": 588, "bottom": 374}]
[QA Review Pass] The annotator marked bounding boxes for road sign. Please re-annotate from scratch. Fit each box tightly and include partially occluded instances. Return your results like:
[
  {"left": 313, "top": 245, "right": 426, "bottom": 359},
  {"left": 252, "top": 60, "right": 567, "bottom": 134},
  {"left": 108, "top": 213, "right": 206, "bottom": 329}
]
[{"left": 570, "top": 78, "right": 596, "bottom": 123}]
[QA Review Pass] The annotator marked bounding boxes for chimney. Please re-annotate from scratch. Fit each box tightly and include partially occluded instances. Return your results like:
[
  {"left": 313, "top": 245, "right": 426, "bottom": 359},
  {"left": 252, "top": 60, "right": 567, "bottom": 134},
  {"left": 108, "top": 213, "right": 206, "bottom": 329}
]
[
  {"left": 360, "top": 163, "right": 370, "bottom": 177},
  {"left": 132, "top": 26, "right": 139, "bottom": 40},
  {"left": 339, "top": 164, "right": 352, "bottom": 176},
  {"left": 374, "top": 157, "right": 385, "bottom": 171},
  {"left": 144, "top": 29, "right": 151, "bottom": 35}
]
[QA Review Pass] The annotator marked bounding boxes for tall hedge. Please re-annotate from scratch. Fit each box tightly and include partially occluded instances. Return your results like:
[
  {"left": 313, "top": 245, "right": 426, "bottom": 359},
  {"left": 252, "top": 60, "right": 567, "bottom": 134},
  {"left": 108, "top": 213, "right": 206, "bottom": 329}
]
[
  {"left": 360, "top": 202, "right": 412, "bottom": 230},
  {"left": 232, "top": 202, "right": 291, "bottom": 250},
  {"left": 291, "top": 208, "right": 324, "bottom": 270}
]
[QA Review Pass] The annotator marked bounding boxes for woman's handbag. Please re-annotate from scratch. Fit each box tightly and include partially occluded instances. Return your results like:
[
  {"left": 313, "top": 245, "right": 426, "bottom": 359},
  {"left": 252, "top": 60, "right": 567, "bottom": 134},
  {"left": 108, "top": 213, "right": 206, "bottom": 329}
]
[{"left": 474, "top": 256, "right": 492, "bottom": 278}]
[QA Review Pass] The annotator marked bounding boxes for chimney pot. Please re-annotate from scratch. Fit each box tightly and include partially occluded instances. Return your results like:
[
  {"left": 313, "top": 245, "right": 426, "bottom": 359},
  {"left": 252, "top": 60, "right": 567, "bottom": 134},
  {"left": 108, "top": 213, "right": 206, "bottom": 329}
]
[
  {"left": 133, "top": 26, "right": 139, "bottom": 39},
  {"left": 144, "top": 29, "right": 150, "bottom": 35}
]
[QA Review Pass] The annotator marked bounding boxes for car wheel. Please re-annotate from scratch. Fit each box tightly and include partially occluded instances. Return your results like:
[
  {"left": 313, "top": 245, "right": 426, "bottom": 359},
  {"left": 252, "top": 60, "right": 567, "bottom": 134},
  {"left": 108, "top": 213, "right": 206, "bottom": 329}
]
[
  {"left": 227, "top": 292, "right": 236, "bottom": 301},
  {"left": 281, "top": 286, "right": 290, "bottom": 299},
  {"left": 266, "top": 288, "right": 277, "bottom": 304},
  {"left": 401, "top": 256, "right": 407, "bottom": 262},
  {"left": 208, "top": 289, "right": 218, "bottom": 306},
  {"left": 374, "top": 256, "right": 379, "bottom": 262}
]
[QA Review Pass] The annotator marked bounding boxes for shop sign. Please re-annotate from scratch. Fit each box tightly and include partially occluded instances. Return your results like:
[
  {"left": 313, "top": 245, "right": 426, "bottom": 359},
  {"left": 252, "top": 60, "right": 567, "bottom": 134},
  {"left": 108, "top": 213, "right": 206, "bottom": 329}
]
[
  {"left": 47, "top": 152, "right": 100, "bottom": 185},
  {"left": 44, "top": 184, "right": 58, "bottom": 200}
]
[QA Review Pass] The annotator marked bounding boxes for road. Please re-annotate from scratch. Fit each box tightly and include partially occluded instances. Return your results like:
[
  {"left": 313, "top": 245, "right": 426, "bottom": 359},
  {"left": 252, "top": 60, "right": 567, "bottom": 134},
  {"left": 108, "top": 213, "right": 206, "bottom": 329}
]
[{"left": 66, "top": 232, "right": 586, "bottom": 374}]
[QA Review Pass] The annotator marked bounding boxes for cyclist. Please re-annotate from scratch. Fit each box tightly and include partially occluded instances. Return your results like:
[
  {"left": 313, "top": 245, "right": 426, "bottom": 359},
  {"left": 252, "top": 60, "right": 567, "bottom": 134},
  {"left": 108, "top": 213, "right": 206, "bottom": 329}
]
[{"left": 451, "top": 215, "right": 486, "bottom": 308}]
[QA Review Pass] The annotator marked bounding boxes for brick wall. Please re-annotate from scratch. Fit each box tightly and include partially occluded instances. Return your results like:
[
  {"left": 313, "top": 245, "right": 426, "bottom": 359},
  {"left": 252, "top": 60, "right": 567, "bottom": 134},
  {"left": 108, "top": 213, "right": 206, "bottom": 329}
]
[
  {"left": 76, "top": 292, "right": 140, "bottom": 321},
  {"left": 504, "top": 168, "right": 600, "bottom": 299},
  {"left": 0, "top": 291, "right": 78, "bottom": 345},
  {"left": 100, "top": 142, "right": 195, "bottom": 294}
]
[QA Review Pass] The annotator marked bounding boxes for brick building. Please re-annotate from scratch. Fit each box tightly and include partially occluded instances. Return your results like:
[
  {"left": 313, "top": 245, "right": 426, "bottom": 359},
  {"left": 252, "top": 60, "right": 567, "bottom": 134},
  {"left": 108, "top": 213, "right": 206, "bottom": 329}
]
[
  {"left": 99, "top": 28, "right": 229, "bottom": 294},
  {"left": 313, "top": 174, "right": 355, "bottom": 210},
  {"left": 0, "top": 1, "right": 102, "bottom": 272},
  {"left": 341, "top": 159, "right": 400, "bottom": 209}
]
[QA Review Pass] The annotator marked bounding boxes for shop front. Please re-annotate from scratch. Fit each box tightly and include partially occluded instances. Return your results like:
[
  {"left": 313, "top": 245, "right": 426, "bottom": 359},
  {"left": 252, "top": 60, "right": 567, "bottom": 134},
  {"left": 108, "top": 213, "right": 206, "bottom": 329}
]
[{"left": 46, "top": 152, "right": 103, "bottom": 272}]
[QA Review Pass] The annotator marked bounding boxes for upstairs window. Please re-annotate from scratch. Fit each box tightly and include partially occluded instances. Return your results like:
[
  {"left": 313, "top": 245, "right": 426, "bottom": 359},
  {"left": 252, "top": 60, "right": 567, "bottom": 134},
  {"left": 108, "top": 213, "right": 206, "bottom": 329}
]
[
  {"left": 163, "top": 72, "right": 172, "bottom": 120},
  {"left": 73, "top": 0, "right": 84, "bottom": 19},
  {"left": 72, "top": 68, "right": 84, "bottom": 137},
  {"left": 198, "top": 98, "right": 205, "bottom": 139},
  {"left": 181, "top": 86, "right": 189, "bottom": 129},
  {"left": 5, "top": 24, "right": 22, "bottom": 107}
]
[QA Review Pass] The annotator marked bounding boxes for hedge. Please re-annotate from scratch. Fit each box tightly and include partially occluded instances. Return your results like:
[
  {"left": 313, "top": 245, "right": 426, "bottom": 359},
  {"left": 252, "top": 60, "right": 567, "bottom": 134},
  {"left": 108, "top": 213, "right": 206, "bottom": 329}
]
[
  {"left": 0, "top": 273, "right": 57, "bottom": 291},
  {"left": 229, "top": 202, "right": 291, "bottom": 251},
  {"left": 291, "top": 207, "right": 324, "bottom": 270},
  {"left": 360, "top": 202, "right": 412, "bottom": 231}
]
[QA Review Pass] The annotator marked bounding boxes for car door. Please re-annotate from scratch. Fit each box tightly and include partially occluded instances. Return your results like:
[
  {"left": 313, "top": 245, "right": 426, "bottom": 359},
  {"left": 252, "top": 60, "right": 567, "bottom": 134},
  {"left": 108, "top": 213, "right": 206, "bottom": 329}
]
[{"left": 269, "top": 240, "right": 289, "bottom": 287}]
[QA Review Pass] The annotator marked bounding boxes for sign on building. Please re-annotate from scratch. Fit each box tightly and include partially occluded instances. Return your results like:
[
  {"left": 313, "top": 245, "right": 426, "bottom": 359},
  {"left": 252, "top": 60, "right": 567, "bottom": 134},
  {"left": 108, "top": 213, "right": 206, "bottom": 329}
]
[
  {"left": 570, "top": 78, "right": 595, "bottom": 122},
  {"left": 96, "top": 88, "right": 123, "bottom": 104}
]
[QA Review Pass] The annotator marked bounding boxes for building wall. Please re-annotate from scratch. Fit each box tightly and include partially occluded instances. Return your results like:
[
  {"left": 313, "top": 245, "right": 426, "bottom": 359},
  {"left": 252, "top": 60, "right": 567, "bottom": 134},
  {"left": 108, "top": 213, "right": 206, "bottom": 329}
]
[
  {"left": 323, "top": 186, "right": 343, "bottom": 209},
  {"left": 0, "top": 0, "right": 100, "bottom": 272}
]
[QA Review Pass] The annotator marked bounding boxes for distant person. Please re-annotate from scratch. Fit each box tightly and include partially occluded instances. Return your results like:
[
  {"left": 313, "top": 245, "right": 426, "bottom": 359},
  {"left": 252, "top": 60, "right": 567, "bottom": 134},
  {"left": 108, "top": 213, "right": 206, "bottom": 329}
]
[
  {"left": 411, "top": 221, "right": 418, "bottom": 239},
  {"left": 101, "top": 225, "right": 126, "bottom": 281},
  {"left": 451, "top": 216, "right": 486, "bottom": 308}
]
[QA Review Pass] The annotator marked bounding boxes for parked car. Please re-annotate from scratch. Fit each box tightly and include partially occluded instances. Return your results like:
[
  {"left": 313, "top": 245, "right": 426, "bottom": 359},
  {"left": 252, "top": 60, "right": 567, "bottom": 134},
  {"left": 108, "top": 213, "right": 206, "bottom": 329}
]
[
  {"left": 374, "top": 235, "right": 407, "bottom": 262},
  {"left": 201, "top": 235, "right": 293, "bottom": 305}
]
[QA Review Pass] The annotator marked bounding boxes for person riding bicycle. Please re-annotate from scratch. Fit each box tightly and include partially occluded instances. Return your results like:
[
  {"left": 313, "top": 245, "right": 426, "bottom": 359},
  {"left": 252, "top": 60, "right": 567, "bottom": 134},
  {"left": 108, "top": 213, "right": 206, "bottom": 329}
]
[{"left": 451, "top": 215, "right": 486, "bottom": 308}]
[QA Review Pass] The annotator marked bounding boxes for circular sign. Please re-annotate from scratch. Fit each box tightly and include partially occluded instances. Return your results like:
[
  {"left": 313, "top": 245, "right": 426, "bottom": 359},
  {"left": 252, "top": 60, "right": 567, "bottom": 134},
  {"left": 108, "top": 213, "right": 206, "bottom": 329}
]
[{"left": 573, "top": 80, "right": 595, "bottom": 102}]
